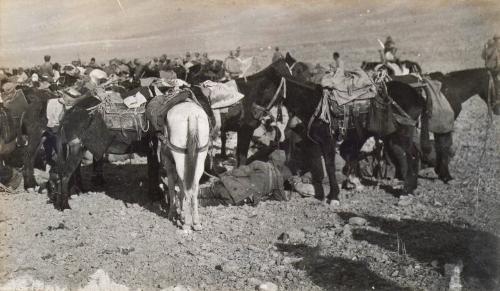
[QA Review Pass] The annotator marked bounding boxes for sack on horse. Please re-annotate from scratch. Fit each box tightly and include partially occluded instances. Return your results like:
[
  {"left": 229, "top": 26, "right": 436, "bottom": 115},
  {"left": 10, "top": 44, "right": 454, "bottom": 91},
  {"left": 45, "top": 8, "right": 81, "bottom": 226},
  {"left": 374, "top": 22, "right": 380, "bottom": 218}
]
[
  {"left": 199, "top": 80, "right": 244, "bottom": 109},
  {"left": 422, "top": 77, "right": 454, "bottom": 133}
]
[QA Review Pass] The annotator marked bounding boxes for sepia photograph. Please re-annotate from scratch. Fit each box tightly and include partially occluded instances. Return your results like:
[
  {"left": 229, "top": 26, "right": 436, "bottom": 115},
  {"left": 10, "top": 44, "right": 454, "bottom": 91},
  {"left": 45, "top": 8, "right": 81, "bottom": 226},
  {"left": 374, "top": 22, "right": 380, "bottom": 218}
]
[{"left": 0, "top": 0, "right": 499, "bottom": 290}]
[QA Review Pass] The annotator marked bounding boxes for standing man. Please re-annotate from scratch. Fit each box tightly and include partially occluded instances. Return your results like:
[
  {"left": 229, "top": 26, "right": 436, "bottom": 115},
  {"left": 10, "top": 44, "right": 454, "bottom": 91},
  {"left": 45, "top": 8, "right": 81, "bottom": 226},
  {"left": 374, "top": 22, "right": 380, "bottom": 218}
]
[
  {"left": 183, "top": 52, "right": 192, "bottom": 64},
  {"left": 381, "top": 36, "right": 398, "bottom": 62},
  {"left": 482, "top": 34, "right": 500, "bottom": 98},
  {"left": 330, "top": 52, "right": 344, "bottom": 76},
  {"left": 88, "top": 57, "right": 97, "bottom": 68},
  {"left": 16, "top": 67, "right": 29, "bottom": 83},
  {"left": 200, "top": 52, "right": 210, "bottom": 65},
  {"left": 272, "top": 47, "right": 284, "bottom": 62},
  {"left": 224, "top": 50, "right": 242, "bottom": 79},
  {"left": 39, "top": 55, "right": 54, "bottom": 82}
]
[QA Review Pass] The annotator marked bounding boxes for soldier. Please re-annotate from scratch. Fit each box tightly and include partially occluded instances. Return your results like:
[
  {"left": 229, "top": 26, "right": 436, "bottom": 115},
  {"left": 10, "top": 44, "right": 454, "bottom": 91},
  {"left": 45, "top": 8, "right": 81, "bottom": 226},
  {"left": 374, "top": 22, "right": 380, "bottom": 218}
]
[
  {"left": 39, "top": 55, "right": 54, "bottom": 82},
  {"left": 482, "top": 34, "right": 500, "bottom": 97},
  {"left": 272, "top": 46, "right": 284, "bottom": 62},
  {"left": 224, "top": 50, "right": 242, "bottom": 79},
  {"left": 383, "top": 36, "right": 398, "bottom": 62}
]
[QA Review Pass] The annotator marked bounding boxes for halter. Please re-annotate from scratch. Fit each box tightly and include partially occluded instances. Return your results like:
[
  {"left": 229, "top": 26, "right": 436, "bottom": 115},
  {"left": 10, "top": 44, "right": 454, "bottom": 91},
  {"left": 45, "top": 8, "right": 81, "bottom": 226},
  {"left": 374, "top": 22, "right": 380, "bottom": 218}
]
[
  {"left": 266, "top": 76, "right": 287, "bottom": 110},
  {"left": 286, "top": 62, "right": 296, "bottom": 76}
]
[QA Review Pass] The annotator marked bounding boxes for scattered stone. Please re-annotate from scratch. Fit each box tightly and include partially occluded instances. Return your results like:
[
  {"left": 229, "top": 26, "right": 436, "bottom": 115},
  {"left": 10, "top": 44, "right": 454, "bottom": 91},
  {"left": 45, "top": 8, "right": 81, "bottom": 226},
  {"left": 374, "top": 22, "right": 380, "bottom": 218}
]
[
  {"left": 386, "top": 214, "right": 401, "bottom": 221},
  {"left": 301, "top": 226, "right": 315, "bottom": 234},
  {"left": 381, "top": 254, "right": 389, "bottom": 262},
  {"left": 217, "top": 261, "right": 239, "bottom": 273},
  {"left": 403, "top": 265, "right": 415, "bottom": 276},
  {"left": 431, "top": 260, "right": 439, "bottom": 268},
  {"left": 348, "top": 217, "right": 367, "bottom": 226},
  {"left": 47, "top": 223, "right": 66, "bottom": 231},
  {"left": 342, "top": 224, "right": 352, "bottom": 238},
  {"left": 247, "top": 277, "right": 261, "bottom": 287},
  {"left": 257, "top": 281, "right": 278, "bottom": 291},
  {"left": 391, "top": 270, "right": 399, "bottom": 277},
  {"left": 278, "top": 229, "right": 305, "bottom": 243},
  {"left": 398, "top": 196, "right": 413, "bottom": 207},
  {"left": 118, "top": 246, "right": 135, "bottom": 255},
  {"left": 161, "top": 285, "right": 192, "bottom": 291}
]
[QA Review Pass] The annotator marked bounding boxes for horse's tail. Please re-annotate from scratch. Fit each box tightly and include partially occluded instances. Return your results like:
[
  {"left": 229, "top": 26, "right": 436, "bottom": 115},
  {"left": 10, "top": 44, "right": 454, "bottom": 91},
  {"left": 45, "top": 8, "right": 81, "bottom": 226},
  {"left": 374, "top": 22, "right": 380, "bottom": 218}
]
[{"left": 184, "top": 115, "right": 199, "bottom": 190}]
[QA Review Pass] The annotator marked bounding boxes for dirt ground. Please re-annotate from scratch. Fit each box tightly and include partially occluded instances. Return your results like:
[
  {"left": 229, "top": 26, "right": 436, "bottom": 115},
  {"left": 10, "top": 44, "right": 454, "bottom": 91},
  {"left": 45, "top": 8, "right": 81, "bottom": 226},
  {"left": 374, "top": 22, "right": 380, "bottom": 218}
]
[{"left": 0, "top": 92, "right": 499, "bottom": 291}]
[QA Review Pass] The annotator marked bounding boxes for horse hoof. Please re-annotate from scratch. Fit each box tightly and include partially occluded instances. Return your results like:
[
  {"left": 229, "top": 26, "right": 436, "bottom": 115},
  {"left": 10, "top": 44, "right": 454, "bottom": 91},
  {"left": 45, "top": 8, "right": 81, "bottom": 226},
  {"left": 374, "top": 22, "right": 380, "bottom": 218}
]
[
  {"left": 192, "top": 224, "right": 203, "bottom": 231},
  {"left": 442, "top": 176, "right": 454, "bottom": 184}
]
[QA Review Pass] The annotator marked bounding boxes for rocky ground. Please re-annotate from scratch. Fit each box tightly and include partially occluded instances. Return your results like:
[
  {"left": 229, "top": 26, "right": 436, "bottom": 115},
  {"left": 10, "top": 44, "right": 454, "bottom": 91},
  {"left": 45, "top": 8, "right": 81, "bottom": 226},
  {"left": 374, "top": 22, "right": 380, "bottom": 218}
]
[{"left": 0, "top": 92, "right": 499, "bottom": 290}]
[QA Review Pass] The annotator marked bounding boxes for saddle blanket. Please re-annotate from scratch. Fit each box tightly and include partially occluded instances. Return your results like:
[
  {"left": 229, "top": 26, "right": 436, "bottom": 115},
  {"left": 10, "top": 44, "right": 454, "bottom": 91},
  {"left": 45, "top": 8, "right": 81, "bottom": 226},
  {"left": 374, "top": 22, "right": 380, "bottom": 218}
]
[
  {"left": 321, "top": 68, "right": 377, "bottom": 105},
  {"left": 146, "top": 90, "right": 194, "bottom": 132},
  {"left": 199, "top": 80, "right": 244, "bottom": 109}
]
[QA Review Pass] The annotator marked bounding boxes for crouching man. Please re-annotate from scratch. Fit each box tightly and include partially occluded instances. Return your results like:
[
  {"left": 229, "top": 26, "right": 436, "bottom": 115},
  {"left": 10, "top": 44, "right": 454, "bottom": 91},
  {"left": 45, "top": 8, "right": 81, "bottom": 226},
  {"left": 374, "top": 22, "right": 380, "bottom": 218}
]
[{"left": 200, "top": 150, "right": 293, "bottom": 206}]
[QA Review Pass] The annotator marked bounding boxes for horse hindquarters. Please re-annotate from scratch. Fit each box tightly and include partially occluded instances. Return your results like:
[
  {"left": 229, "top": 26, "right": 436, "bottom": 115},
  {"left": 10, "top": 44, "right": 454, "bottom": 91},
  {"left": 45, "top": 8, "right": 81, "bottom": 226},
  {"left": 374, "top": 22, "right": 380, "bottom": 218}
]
[{"left": 164, "top": 103, "right": 209, "bottom": 230}]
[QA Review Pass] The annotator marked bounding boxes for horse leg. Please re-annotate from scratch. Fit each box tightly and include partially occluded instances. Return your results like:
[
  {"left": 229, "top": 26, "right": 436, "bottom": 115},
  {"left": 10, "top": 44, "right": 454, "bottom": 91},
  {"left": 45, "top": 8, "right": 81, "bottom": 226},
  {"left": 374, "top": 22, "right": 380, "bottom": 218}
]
[
  {"left": 53, "top": 141, "right": 84, "bottom": 210},
  {"left": 22, "top": 127, "right": 44, "bottom": 190},
  {"left": 91, "top": 156, "right": 106, "bottom": 186},
  {"left": 191, "top": 184, "right": 202, "bottom": 231},
  {"left": 191, "top": 150, "right": 208, "bottom": 231},
  {"left": 236, "top": 125, "right": 254, "bottom": 166},
  {"left": 405, "top": 143, "right": 419, "bottom": 193},
  {"left": 306, "top": 142, "right": 326, "bottom": 201},
  {"left": 384, "top": 138, "right": 407, "bottom": 186},
  {"left": 72, "top": 164, "right": 85, "bottom": 194},
  {"left": 162, "top": 151, "right": 178, "bottom": 220},
  {"left": 339, "top": 131, "right": 366, "bottom": 190},
  {"left": 434, "top": 132, "right": 454, "bottom": 183},
  {"left": 220, "top": 130, "right": 227, "bottom": 158},
  {"left": 146, "top": 137, "right": 162, "bottom": 201},
  {"left": 180, "top": 184, "right": 193, "bottom": 230},
  {"left": 321, "top": 143, "right": 341, "bottom": 204}
]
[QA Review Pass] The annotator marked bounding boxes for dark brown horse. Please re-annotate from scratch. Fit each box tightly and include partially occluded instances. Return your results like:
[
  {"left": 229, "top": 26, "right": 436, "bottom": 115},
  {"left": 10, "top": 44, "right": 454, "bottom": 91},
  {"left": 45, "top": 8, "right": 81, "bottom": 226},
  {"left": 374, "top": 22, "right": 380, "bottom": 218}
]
[
  {"left": 427, "top": 68, "right": 500, "bottom": 182},
  {"left": 251, "top": 59, "right": 427, "bottom": 203},
  {"left": 2, "top": 87, "right": 57, "bottom": 190},
  {"left": 46, "top": 94, "right": 160, "bottom": 210},
  {"left": 186, "top": 62, "right": 279, "bottom": 165}
]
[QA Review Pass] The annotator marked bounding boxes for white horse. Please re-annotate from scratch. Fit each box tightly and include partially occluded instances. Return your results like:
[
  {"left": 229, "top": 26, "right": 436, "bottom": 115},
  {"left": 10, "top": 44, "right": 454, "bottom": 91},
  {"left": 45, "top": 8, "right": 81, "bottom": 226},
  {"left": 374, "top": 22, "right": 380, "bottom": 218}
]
[{"left": 160, "top": 100, "right": 210, "bottom": 231}]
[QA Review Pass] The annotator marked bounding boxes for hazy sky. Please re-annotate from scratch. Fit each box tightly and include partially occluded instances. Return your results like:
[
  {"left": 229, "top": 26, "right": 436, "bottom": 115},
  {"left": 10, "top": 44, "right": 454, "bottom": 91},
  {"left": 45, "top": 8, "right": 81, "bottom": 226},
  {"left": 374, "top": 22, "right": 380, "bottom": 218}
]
[{"left": 1, "top": 0, "right": 498, "bottom": 67}]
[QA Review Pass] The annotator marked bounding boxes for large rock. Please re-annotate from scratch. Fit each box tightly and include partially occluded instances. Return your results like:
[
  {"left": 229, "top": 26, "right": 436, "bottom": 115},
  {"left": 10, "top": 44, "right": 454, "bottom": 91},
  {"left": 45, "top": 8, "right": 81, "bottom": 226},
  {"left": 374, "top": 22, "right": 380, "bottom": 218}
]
[{"left": 348, "top": 217, "right": 367, "bottom": 226}]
